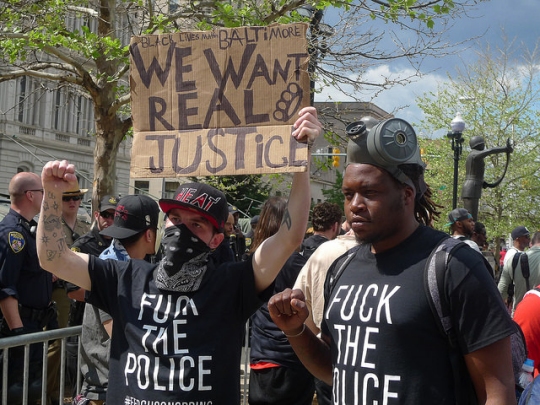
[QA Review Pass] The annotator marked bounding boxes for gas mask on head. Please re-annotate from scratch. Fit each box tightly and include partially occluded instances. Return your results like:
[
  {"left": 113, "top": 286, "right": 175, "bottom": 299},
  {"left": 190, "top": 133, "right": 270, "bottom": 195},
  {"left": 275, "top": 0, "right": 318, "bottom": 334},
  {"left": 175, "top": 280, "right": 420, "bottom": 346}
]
[
  {"left": 155, "top": 224, "right": 211, "bottom": 292},
  {"left": 346, "top": 117, "right": 426, "bottom": 196}
]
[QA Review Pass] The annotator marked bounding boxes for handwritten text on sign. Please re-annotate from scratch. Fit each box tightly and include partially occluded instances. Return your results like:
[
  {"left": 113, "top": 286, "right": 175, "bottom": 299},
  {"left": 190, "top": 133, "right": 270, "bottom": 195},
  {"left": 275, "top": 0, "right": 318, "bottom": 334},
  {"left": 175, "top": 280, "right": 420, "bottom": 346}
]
[
  {"left": 131, "top": 126, "right": 309, "bottom": 178},
  {"left": 129, "top": 24, "right": 310, "bottom": 177}
]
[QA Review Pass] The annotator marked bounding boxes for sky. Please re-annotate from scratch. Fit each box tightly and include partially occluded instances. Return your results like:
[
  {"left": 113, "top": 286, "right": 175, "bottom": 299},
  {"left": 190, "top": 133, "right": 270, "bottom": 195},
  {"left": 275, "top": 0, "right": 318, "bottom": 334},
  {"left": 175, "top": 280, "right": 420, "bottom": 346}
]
[{"left": 314, "top": 0, "right": 540, "bottom": 134}]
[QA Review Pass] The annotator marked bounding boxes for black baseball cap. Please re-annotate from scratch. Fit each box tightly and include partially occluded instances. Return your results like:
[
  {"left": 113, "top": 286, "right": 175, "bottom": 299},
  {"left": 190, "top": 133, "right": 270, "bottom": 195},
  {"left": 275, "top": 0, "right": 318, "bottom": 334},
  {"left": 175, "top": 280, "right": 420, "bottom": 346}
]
[
  {"left": 100, "top": 195, "right": 160, "bottom": 239},
  {"left": 511, "top": 226, "right": 530, "bottom": 240},
  {"left": 99, "top": 195, "right": 118, "bottom": 212},
  {"left": 158, "top": 182, "right": 229, "bottom": 232}
]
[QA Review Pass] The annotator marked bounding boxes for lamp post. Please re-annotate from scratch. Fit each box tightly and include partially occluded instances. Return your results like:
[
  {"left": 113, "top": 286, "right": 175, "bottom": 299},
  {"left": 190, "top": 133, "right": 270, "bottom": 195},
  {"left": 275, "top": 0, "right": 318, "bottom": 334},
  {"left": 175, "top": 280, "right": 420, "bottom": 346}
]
[{"left": 446, "top": 112, "right": 466, "bottom": 209}]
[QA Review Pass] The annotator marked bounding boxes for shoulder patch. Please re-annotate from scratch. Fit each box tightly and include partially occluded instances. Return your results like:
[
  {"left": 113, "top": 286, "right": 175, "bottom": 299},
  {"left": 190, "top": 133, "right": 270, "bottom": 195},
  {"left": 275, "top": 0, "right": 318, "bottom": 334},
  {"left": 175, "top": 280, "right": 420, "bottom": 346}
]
[
  {"left": 8, "top": 232, "right": 26, "bottom": 253},
  {"left": 71, "top": 247, "right": 81, "bottom": 253}
]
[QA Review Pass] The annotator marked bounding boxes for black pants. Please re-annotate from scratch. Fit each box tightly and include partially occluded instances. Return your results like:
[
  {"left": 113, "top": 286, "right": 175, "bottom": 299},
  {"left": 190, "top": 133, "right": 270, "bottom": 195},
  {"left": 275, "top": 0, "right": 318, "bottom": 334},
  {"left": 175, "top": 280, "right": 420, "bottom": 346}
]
[
  {"left": 0, "top": 318, "right": 44, "bottom": 405},
  {"left": 248, "top": 366, "right": 315, "bottom": 405}
]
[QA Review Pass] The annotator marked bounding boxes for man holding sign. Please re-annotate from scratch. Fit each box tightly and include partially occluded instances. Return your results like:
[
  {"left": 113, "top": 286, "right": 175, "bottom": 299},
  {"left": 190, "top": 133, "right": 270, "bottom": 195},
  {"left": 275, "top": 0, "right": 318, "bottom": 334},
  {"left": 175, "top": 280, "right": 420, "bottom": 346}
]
[{"left": 36, "top": 106, "right": 320, "bottom": 404}]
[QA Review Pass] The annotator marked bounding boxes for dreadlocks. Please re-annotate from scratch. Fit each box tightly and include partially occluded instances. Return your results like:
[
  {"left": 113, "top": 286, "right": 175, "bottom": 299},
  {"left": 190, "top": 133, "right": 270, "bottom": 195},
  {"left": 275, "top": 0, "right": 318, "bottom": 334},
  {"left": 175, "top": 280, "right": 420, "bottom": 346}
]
[{"left": 399, "top": 164, "right": 442, "bottom": 227}]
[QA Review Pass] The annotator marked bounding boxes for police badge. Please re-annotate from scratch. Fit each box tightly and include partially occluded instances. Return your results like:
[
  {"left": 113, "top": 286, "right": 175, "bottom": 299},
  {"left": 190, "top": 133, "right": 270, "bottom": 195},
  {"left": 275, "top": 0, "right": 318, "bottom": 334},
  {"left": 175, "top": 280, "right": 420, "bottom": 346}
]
[{"left": 8, "top": 232, "right": 26, "bottom": 253}]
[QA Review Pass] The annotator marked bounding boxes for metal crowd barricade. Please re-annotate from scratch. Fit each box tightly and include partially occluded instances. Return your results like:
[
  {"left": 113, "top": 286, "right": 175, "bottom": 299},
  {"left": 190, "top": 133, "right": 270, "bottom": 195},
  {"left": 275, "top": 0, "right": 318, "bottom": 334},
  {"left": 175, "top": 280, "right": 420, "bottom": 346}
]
[
  {"left": 0, "top": 323, "right": 251, "bottom": 404},
  {"left": 0, "top": 326, "right": 82, "bottom": 405}
]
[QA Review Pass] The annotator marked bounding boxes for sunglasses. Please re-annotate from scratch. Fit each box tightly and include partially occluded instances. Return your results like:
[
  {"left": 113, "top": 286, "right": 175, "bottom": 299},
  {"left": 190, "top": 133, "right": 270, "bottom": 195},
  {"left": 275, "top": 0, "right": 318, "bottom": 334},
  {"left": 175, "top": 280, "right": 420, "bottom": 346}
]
[
  {"left": 62, "top": 196, "right": 82, "bottom": 202},
  {"left": 100, "top": 211, "right": 114, "bottom": 219}
]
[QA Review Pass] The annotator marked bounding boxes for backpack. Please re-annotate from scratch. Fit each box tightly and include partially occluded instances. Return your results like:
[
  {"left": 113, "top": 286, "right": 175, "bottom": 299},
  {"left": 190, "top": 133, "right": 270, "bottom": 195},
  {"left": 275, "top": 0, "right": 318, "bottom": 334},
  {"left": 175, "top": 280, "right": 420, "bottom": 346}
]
[
  {"left": 507, "top": 252, "right": 531, "bottom": 306},
  {"left": 325, "top": 236, "right": 527, "bottom": 404}
]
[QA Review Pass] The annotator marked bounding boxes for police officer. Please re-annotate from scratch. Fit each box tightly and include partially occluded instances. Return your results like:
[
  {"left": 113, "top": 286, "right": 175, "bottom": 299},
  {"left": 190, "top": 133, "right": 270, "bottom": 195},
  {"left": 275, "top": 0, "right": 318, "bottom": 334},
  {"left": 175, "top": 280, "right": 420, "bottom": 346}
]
[
  {"left": 71, "top": 194, "right": 118, "bottom": 257},
  {"left": 0, "top": 172, "right": 54, "bottom": 402}
]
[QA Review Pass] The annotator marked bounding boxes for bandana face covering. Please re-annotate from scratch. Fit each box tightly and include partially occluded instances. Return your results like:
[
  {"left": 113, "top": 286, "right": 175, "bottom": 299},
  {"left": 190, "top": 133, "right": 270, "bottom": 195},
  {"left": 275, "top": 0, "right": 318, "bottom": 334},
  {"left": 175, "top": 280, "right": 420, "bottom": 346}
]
[{"left": 155, "top": 224, "right": 212, "bottom": 292}]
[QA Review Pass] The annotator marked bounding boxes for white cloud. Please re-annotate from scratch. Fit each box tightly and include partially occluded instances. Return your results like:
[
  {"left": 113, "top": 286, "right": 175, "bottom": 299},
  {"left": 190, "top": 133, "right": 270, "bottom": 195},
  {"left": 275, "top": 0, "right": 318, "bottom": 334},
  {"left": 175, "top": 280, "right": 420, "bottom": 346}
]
[{"left": 315, "top": 65, "right": 449, "bottom": 128}]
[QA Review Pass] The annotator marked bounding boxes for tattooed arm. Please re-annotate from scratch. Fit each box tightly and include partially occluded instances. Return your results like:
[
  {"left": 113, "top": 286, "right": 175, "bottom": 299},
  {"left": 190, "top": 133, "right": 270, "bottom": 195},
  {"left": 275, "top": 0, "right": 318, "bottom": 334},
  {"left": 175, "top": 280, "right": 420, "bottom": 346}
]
[
  {"left": 37, "top": 160, "right": 91, "bottom": 291},
  {"left": 251, "top": 107, "right": 321, "bottom": 293}
]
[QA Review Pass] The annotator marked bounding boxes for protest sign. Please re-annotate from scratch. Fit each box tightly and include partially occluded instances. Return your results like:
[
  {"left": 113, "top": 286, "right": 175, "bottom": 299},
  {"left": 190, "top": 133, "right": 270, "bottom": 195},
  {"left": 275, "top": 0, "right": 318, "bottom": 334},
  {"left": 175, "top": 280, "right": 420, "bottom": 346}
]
[{"left": 129, "top": 23, "right": 311, "bottom": 177}]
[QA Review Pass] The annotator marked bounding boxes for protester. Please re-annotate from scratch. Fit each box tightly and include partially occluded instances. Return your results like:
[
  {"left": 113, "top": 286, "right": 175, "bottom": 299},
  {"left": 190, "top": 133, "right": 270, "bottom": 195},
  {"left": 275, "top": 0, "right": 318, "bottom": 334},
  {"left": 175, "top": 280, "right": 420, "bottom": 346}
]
[
  {"left": 498, "top": 231, "right": 540, "bottom": 314},
  {"left": 0, "top": 172, "right": 53, "bottom": 403},
  {"left": 248, "top": 196, "right": 316, "bottom": 405},
  {"left": 503, "top": 226, "right": 531, "bottom": 267},
  {"left": 447, "top": 207, "right": 482, "bottom": 253},
  {"left": 513, "top": 285, "right": 540, "bottom": 377},
  {"left": 299, "top": 202, "right": 342, "bottom": 260},
  {"left": 75, "top": 195, "right": 159, "bottom": 405},
  {"left": 472, "top": 221, "right": 488, "bottom": 251},
  {"left": 36, "top": 106, "right": 320, "bottom": 403},
  {"left": 268, "top": 116, "right": 517, "bottom": 404}
]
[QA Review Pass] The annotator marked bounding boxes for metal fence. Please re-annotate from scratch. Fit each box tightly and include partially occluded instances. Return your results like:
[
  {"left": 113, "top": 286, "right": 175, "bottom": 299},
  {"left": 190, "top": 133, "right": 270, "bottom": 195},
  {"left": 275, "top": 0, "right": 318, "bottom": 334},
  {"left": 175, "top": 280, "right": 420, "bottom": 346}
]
[
  {"left": 0, "top": 324, "right": 251, "bottom": 405},
  {"left": 0, "top": 326, "right": 82, "bottom": 405}
]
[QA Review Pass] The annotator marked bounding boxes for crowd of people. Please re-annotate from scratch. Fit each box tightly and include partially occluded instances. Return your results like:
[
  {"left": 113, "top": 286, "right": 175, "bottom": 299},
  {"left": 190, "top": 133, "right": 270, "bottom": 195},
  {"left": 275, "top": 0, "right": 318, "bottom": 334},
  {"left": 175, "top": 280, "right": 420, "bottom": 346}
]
[{"left": 0, "top": 106, "right": 537, "bottom": 405}]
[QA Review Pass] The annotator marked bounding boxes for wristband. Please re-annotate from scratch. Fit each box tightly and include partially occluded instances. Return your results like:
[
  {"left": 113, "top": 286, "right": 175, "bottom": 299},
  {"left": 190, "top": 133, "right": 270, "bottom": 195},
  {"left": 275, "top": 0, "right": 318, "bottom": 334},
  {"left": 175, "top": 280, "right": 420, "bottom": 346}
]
[
  {"left": 10, "top": 327, "right": 24, "bottom": 335},
  {"left": 283, "top": 324, "right": 306, "bottom": 338}
]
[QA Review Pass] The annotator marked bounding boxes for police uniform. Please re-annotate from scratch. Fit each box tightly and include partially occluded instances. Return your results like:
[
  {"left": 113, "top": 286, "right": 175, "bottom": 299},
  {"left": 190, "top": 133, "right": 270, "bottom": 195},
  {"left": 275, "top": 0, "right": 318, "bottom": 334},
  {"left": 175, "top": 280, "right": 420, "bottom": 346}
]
[
  {"left": 0, "top": 208, "right": 54, "bottom": 397},
  {"left": 71, "top": 223, "right": 111, "bottom": 257}
]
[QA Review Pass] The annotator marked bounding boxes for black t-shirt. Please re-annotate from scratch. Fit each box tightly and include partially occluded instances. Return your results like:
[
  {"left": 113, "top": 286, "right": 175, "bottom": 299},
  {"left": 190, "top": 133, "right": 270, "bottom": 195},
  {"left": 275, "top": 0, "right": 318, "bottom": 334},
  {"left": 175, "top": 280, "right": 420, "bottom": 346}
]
[
  {"left": 322, "top": 225, "right": 515, "bottom": 404},
  {"left": 87, "top": 255, "right": 262, "bottom": 404}
]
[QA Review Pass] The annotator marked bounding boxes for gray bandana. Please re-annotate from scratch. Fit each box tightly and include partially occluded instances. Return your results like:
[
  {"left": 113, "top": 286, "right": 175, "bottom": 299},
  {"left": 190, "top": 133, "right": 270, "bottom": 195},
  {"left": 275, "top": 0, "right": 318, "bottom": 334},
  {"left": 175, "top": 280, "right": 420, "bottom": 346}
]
[{"left": 155, "top": 251, "right": 210, "bottom": 292}]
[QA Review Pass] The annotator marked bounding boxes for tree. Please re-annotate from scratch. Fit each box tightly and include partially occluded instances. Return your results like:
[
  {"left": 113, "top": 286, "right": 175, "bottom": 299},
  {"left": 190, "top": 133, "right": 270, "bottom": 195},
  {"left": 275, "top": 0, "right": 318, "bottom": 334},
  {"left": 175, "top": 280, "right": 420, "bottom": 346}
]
[
  {"left": 188, "top": 174, "right": 272, "bottom": 217},
  {"left": 0, "top": 0, "right": 477, "bottom": 207},
  {"left": 322, "top": 168, "right": 345, "bottom": 207},
  {"left": 416, "top": 36, "right": 540, "bottom": 258}
]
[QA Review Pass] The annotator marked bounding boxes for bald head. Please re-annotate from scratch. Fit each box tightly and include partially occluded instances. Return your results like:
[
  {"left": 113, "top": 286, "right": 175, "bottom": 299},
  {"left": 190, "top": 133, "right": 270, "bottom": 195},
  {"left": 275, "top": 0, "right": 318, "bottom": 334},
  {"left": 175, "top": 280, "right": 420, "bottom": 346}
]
[
  {"left": 8, "top": 172, "right": 43, "bottom": 219},
  {"left": 9, "top": 172, "right": 41, "bottom": 201}
]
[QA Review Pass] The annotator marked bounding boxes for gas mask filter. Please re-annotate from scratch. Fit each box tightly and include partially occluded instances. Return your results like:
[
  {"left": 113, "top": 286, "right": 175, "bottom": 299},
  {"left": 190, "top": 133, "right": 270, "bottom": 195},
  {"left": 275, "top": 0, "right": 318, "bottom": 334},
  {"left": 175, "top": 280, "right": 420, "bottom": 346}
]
[{"left": 345, "top": 117, "right": 426, "bottom": 193}]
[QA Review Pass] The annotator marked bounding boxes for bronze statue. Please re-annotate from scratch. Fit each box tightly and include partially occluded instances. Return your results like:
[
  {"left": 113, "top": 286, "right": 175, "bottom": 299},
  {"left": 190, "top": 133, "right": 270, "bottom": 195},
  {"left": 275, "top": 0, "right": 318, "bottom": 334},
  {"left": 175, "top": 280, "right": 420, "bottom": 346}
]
[{"left": 461, "top": 136, "right": 513, "bottom": 220}]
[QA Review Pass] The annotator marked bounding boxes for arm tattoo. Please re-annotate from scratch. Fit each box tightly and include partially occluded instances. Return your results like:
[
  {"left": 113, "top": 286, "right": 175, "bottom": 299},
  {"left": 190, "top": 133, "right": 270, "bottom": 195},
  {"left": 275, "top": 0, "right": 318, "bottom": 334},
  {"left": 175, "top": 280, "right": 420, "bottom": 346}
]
[
  {"left": 282, "top": 209, "right": 292, "bottom": 230},
  {"left": 43, "top": 214, "right": 62, "bottom": 232}
]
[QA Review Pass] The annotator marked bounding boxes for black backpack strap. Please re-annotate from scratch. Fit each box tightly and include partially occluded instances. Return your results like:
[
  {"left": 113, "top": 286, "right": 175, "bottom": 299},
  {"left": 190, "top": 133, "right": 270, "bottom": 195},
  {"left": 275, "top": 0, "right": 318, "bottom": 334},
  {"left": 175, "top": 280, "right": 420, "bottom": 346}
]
[
  {"left": 521, "top": 253, "right": 531, "bottom": 291},
  {"left": 425, "top": 237, "right": 465, "bottom": 345},
  {"left": 507, "top": 252, "right": 522, "bottom": 302},
  {"left": 424, "top": 236, "right": 478, "bottom": 405},
  {"left": 512, "top": 252, "right": 522, "bottom": 280},
  {"left": 324, "top": 245, "right": 361, "bottom": 301}
]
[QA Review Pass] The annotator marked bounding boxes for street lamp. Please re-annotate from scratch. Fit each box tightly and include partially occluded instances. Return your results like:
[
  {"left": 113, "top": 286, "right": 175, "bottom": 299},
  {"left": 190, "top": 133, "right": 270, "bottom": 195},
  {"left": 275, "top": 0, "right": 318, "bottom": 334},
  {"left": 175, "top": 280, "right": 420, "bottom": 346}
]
[{"left": 447, "top": 112, "right": 466, "bottom": 209}]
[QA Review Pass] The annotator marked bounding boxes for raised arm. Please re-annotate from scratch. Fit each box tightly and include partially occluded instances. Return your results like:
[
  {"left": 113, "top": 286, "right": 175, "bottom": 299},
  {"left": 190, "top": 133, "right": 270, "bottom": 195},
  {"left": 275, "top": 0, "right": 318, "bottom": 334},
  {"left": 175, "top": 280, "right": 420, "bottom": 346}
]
[
  {"left": 37, "top": 160, "right": 91, "bottom": 291},
  {"left": 251, "top": 106, "right": 321, "bottom": 292}
]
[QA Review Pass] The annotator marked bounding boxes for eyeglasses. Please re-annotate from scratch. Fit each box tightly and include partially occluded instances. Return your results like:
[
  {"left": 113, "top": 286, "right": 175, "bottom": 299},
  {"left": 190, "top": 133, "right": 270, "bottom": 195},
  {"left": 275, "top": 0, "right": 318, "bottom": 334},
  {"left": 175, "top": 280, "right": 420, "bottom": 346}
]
[
  {"left": 24, "top": 189, "right": 44, "bottom": 194},
  {"left": 62, "top": 196, "right": 82, "bottom": 202},
  {"left": 100, "top": 211, "right": 114, "bottom": 219}
]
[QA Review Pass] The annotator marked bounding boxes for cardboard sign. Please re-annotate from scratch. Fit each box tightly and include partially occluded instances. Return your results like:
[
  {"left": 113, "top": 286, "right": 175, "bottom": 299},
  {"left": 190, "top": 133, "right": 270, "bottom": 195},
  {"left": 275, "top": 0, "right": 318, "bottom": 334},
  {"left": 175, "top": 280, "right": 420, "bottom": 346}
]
[{"left": 129, "top": 23, "right": 311, "bottom": 178}]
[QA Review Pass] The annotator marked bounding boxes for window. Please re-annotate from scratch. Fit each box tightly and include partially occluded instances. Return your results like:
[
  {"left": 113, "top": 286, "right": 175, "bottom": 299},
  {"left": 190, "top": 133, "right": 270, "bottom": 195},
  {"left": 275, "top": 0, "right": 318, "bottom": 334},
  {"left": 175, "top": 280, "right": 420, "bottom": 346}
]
[
  {"left": 164, "top": 181, "right": 180, "bottom": 199},
  {"left": 134, "top": 181, "right": 149, "bottom": 195},
  {"left": 17, "top": 77, "right": 26, "bottom": 122}
]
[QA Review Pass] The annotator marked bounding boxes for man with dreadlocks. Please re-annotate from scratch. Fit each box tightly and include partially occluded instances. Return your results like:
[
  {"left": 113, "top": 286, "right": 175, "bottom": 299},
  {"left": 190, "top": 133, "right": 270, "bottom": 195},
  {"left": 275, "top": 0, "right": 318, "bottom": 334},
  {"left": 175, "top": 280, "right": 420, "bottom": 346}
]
[{"left": 268, "top": 117, "right": 517, "bottom": 404}]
